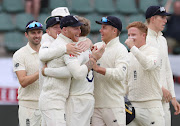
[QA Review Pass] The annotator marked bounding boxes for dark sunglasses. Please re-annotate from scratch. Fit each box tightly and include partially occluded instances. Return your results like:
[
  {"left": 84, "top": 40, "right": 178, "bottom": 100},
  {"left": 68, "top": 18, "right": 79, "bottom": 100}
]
[{"left": 26, "top": 22, "right": 43, "bottom": 29}]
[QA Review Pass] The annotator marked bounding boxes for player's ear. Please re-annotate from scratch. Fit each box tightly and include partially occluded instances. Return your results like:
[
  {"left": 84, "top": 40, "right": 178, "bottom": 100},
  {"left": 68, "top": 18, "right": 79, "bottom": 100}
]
[{"left": 25, "top": 32, "right": 28, "bottom": 38}]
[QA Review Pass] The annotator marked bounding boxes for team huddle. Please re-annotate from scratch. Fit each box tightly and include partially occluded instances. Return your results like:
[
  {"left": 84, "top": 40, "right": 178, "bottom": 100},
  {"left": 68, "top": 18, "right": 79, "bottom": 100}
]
[{"left": 13, "top": 6, "right": 180, "bottom": 126}]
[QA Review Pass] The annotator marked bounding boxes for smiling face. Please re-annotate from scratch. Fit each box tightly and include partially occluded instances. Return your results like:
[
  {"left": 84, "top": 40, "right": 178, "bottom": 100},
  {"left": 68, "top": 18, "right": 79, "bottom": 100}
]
[
  {"left": 99, "top": 24, "right": 117, "bottom": 43},
  {"left": 46, "top": 24, "right": 61, "bottom": 39},
  {"left": 25, "top": 29, "right": 43, "bottom": 45},
  {"left": 64, "top": 26, "right": 81, "bottom": 42}
]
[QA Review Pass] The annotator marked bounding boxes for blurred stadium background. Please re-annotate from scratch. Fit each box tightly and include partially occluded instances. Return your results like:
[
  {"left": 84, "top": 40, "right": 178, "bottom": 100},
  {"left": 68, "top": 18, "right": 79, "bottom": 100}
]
[{"left": 0, "top": 0, "right": 179, "bottom": 125}]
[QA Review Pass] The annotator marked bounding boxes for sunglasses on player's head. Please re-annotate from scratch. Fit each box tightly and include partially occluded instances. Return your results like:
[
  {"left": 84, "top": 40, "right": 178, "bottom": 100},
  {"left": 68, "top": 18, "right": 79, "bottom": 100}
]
[
  {"left": 26, "top": 21, "right": 43, "bottom": 29},
  {"left": 101, "top": 17, "right": 118, "bottom": 28}
]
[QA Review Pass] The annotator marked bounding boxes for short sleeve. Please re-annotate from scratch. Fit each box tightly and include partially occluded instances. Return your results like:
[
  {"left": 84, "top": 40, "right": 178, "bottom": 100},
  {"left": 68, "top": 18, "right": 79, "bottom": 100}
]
[{"left": 13, "top": 52, "right": 26, "bottom": 72}]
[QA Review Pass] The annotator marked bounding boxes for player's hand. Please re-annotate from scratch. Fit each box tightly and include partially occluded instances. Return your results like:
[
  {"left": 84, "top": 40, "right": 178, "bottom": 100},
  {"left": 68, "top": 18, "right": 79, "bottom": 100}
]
[
  {"left": 66, "top": 43, "right": 82, "bottom": 57},
  {"left": 42, "top": 64, "right": 47, "bottom": 76},
  {"left": 78, "top": 38, "right": 93, "bottom": 52},
  {"left": 91, "top": 44, "right": 106, "bottom": 61},
  {"left": 162, "top": 86, "right": 172, "bottom": 102},
  {"left": 125, "top": 38, "right": 135, "bottom": 49},
  {"left": 171, "top": 97, "right": 180, "bottom": 115}
]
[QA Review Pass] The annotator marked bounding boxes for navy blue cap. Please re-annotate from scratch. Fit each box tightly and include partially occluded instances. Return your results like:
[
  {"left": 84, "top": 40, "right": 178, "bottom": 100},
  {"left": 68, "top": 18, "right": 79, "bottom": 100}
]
[
  {"left": 145, "top": 6, "right": 171, "bottom": 19},
  {"left": 60, "top": 15, "right": 83, "bottom": 29},
  {"left": 96, "top": 16, "right": 122, "bottom": 32},
  {"left": 46, "top": 16, "right": 61, "bottom": 29}
]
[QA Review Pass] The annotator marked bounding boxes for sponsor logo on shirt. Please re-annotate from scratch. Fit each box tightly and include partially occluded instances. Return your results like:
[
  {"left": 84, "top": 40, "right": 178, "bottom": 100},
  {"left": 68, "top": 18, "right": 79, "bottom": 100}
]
[
  {"left": 134, "top": 70, "right": 137, "bottom": 80},
  {"left": 42, "top": 46, "right": 48, "bottom": 48}
]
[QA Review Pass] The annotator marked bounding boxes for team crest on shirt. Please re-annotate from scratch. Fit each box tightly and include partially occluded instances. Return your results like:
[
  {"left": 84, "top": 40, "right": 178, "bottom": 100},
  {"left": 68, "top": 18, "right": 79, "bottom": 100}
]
[
  {"left": 15, "top": 63, "right": 19, "bottom": 68},
  {"left": 122, "top": 66, "right": 126, "bottom": 71}
]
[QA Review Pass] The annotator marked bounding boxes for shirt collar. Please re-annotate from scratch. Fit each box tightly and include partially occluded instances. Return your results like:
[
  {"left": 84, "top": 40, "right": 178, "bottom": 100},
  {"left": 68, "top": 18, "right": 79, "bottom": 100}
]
[
  {"left": 27, "top": 42, "right": 37, "bottom": 54},
  {"left": 103, "top": 36, "right": 119, "bottom": 47},
  {"left": 147, "top": 28, "right": 163, "bottom": 37}
]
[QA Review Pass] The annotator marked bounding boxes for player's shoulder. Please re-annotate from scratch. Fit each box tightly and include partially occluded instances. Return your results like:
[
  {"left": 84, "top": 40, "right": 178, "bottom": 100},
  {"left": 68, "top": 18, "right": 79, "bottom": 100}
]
[
  {"left": 116, "top": 42, "right": 128, "bottom": 53},
  {"left": 13, "top": 45, "right": 29, "bottom": 59}
]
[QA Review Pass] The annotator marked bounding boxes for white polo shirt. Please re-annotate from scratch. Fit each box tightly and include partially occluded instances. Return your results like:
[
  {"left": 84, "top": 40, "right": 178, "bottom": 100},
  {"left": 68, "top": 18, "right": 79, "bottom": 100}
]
[{"left": 13, "top": 43, "right": 40, "bottom": 109}]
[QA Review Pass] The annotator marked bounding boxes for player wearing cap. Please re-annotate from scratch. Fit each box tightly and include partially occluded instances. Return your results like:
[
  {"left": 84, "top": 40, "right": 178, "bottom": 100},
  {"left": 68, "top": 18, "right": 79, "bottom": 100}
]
[
  {"left": 41, "top": 16, "right": 98, "bottom": 126},
  {"left": 39, "top": 7, "right": 81, "bottom": 89},
  {"left": 145, "top": 6, "right": 180, "bottom": 125},
  {"left": 124, "top": 21, "right": 164, "bottom": 126},
  {"left": 39, "top": 8, "right": 93, "bottom": 91},
  {"left": 39, "top": 15, "right": 104, "bottom": 126},
  {"left": 41, "top": 7, "right": 70, "bottom": 45},
  {"left": 13, "top": 20, "right": 43, "bottom": 126},
  {"left": 91, "top": 16, "right": 129, "bottom": 126}
]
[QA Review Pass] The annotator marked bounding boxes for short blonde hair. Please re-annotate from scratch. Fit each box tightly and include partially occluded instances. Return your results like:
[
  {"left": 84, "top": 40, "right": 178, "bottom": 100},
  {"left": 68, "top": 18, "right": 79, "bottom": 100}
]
[
  {"left": 77, "top": 16, "right": 91, "bottom": 36},
  {"left": 126, "top": 21, "right": 148, "bottom": 34}
]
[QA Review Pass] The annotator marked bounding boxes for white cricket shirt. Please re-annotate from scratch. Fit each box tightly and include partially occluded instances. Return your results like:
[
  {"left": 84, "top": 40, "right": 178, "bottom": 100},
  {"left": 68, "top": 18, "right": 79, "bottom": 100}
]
[
  {"left": 13, "top": 43, "right": 40, "bottom": 109},
  {"left": 94, "top": 37, "right": 129, "bottom": 108}
]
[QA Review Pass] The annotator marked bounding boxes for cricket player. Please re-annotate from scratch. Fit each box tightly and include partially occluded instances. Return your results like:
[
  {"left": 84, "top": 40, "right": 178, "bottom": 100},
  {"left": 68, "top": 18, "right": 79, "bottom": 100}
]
[
  {"left": 91, "top": 16, "right": 129, "bottom": 126},
  {"left": 125, "top": 21, "right": 164, "bottom": 126},
  {"left": 39, "top": 15, "right": 104, "bottom": 126},
  {"left": 13, "top": 20, "right": 43, "bottom": 126},
  {"left": 145, "top": 5, "right": 180, "bottom": 125},
  {"left": 39, "top": 7, "right": 83, "bottom": 91},
  {"left": 41, "top": 16, "right": 101, "bottom": 126}
]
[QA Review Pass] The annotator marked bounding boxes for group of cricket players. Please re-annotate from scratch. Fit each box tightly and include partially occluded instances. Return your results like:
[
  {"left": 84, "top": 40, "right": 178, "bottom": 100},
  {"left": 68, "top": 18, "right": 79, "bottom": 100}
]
[{"left": 13, "top": 4, "right": 180, "bottom": 126}]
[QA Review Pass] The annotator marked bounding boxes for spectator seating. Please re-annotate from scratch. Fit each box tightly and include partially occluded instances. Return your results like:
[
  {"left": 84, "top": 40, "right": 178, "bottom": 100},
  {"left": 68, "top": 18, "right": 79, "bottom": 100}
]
[
  {"left": 0, "top": 0, "right": 170, "bottom": 53},
  {"left": 94, "top": 0, "right": 115, "bottom": 14},
  {"left": 15, "top": 13, "right": 34, "bottom": 32},
  {"left": 49, "top": 0, "right": 68, "bottom": 11},
  {"left": 71, "top": 0, "right": 93, "bottom": 14},
  {"left": 116, "top": 0, "right": 138, "bottom": 14},
  {"left": 85, "top": 13, "right": 102, "bottom": 33},
  {"left": 127, "top": 14, "right": 145, "bottom": 24},
  {"left": 2, "top": 0, "right": 24, "bottom": 13},
  {"left": 139, "top": 0, "right": 159, "bottom": 13},
  {"left": 0, "top": 13, "right": 15, "bottom": 32},
  {"left": 4, "top": 31, "right": 27, "bottom": 52}
]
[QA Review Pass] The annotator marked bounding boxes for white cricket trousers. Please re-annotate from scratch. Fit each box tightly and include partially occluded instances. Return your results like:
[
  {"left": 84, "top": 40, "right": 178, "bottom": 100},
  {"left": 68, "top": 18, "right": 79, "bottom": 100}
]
[
  {"left": 127, "top": 107, "right": 165, "bottom": 126},
  {"left": 91, "top": 108, "right": 126, "bottom": 126},
  {"left": 41, "top": 109, "right": 66, "bottom": 126},
  {"left": 162, "top": 101, "right": 171, "bottom": 126},
  {"left": 19, "top": 106, "right": 41, "bottom": 126},
  {"left": 66, "top": 94, "right": 94, "bottom": 126}
]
